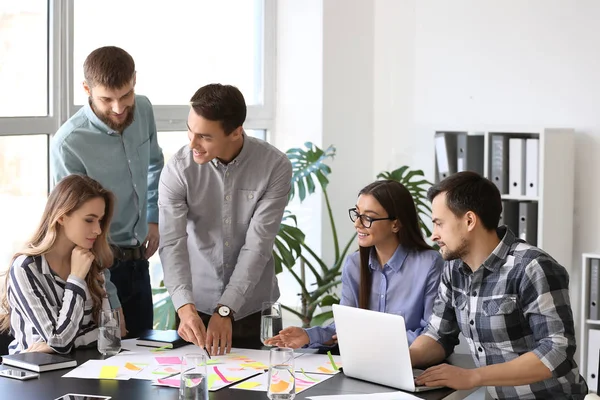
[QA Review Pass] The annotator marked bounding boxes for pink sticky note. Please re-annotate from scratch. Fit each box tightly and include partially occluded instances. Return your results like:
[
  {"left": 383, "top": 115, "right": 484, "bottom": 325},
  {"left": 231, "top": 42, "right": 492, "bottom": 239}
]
[
  {"left": 155, "top": 356, "right": 182, "bottom": 365},
  {"left": 157, "top": 378, "right": 180, "bottom": 387}
]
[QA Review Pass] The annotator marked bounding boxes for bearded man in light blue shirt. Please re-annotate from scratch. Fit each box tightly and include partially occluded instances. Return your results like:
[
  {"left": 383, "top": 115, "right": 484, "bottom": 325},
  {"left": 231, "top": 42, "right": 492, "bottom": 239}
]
[{"left": 50, "top": 46, "right": 164, "bottom": 338}]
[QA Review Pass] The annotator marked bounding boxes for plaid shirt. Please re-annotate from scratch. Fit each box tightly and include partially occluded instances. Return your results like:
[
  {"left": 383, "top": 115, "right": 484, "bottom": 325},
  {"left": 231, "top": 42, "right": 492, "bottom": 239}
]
[{"left": 424, "top": 227, "right": 587, "bottom": 399}]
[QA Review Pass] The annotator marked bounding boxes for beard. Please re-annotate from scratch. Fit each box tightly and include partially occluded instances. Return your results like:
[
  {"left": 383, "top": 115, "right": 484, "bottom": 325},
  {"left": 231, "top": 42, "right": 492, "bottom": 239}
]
[
  {"left": 90, "top": 97, "right": 136, "bottom": 132},
  {"left": 440, "top": 237, "right": 469, "bottom": 261}
]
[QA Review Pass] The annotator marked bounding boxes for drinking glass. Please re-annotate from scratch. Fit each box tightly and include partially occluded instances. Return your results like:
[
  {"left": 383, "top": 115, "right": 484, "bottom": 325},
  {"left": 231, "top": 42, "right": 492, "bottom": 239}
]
[
  {"left": 261, "top": 301, "right": 283, "bottom": 345},
  {"left": 179, "top": 353, "right": 208, "bottom": 400},
  {"left": 97, "top": 309, "right": 121, "bottom": 356},
  {"left": 267, "top": 347, "right": 295, "bottom": 400}
]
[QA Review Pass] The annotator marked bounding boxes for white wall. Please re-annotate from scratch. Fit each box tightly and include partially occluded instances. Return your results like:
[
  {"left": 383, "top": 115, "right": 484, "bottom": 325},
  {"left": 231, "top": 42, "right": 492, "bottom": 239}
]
[
  {"left": 275, "top": 0, "right": 324, "bottom": 314},
  {"left": 322, "top": 0, "right": 375, "bottom": 266},
  {"left": 373, "top": 0, "right": 600, "bottom": 360}
]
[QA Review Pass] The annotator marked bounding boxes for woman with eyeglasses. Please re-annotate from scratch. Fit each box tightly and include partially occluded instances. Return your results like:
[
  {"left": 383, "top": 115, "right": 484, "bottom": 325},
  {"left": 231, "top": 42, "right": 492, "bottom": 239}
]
[{"left": 266, "top": 180, "right": 443, "bottom": 349}]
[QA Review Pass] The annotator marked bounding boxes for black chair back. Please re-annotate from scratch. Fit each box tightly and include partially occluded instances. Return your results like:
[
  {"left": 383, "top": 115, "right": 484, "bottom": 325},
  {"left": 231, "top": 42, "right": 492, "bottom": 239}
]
[{"left": 0, "top": 331, "right": 13, "bottom": 355}]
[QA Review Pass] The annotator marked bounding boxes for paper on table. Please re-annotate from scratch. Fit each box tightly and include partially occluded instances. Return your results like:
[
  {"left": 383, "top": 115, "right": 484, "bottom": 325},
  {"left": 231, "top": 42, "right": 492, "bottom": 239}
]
[
  {"left": 306, "top": 392, "right": 421, "bottom": 400},
  {"left": 62, "top": 360, "right": 139, "bottom": 380},
  {"left": 231, "top": 370, "right": 335, "bottom": 394},
  {"left": 152, "top": 365, "right": 260, "bottom": 391},
  {"left": 293, "top": 353, "right": 343, "bottom": 374}
]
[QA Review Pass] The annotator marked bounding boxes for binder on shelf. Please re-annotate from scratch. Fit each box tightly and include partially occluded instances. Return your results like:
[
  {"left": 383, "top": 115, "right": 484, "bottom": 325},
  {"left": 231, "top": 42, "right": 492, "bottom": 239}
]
[
  {"left": 435, "top": 132, "right": 458, "bottom": 182},
  {"left": 590, "top": 258, "right": 600, "bottom": 320},
  {"left": 509, "top": 138, "right": 526, "bottom": 196},
  {"left": 525, "top": 138, "right": 539, "bottom": 197},
  {"left": 456, "top": 133, "right": 484, "bottom": 175},
  {"left": 500, "top": 200, "right": 519, "bottom": 234},
  {"left": 518, "top": 201, "right": 538, "bottom": 246},
  {"left": 490, "top": 134, "right": 509, "bottom": 194},
  {"left": 586, "top": 329, "right": 600, "bottom": 392}
]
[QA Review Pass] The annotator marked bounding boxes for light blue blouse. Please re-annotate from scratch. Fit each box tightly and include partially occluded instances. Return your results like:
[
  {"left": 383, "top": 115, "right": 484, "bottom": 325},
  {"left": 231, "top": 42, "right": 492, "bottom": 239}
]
[{"left": 305, "top": 245, "right": 443, "bottom": 346}]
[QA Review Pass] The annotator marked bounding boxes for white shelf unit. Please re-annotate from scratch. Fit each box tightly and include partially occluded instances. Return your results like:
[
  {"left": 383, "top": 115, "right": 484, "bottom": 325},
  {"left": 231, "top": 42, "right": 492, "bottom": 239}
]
[
  {"left": 434, "top": 128, "right": 574, "bottom": 267},
  {"left": 581, "top": 253, "right": 600, "bottom": 392}
]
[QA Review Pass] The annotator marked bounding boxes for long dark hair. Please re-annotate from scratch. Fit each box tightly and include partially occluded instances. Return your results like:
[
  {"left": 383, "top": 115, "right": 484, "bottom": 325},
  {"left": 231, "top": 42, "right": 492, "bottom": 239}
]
[{"left": 358, "top": 180, "right": 432, "bottom": 309}]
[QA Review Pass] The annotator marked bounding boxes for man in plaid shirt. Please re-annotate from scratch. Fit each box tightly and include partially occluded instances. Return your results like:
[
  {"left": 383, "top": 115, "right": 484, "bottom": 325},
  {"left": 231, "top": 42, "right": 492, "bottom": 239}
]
[{"left": 412, "top": 171, "right": 587, "bottom": 399}]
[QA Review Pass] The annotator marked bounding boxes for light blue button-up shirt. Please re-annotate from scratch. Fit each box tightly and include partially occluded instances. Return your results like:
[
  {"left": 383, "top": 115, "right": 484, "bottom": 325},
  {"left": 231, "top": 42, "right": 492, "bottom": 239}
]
[
  {"left": 305, "top": 245, "right": 443, "bottom": 346},
  {"left": 50, "top": 95, "right": 164, "bottom": 309},
  {"left": 50, "top": 95, "right": 164, "bottom": 246}
]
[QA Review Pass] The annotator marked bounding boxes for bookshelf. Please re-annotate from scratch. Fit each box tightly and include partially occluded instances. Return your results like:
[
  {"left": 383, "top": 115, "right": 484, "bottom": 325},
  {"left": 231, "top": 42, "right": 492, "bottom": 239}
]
[
  {"left": 433, "top": 128, "right": 574, "bottom": 268},
  {"left": 581, "top": 253, "right": 600, "bottom": 392}
]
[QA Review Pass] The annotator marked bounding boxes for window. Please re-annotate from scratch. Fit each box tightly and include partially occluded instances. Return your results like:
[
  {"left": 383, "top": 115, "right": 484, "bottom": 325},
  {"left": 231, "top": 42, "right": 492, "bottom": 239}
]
[
  {"left": 71, "top": 0, "right": 275, "bottom": 132},
  {"left": 0, "top": 1, "right": 274, "bottom": 299},
  {"left": 0, "top": 135, "right": 48, "bottom": 266},
  {"left": 0, "top": 2, "right": 48, "bottom": 117}
]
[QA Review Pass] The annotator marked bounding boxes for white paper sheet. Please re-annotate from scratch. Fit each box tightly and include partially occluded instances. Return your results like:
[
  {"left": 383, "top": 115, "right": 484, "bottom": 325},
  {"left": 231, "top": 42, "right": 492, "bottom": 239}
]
[
  {"left": 62, "top": 359, "right": 139, "bottom": 380},
  {"left": 231, "top": 370, "right": 335, "bottom": 393},
  {"left": 292, "top": 353, "right": 342, "bottom": 374}
]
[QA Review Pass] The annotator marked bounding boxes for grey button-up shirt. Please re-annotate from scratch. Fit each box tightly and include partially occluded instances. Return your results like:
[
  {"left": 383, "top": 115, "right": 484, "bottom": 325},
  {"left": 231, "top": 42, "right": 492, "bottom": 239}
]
[{"left": 158, "top": 134, "right": 292, "bottom": 319}]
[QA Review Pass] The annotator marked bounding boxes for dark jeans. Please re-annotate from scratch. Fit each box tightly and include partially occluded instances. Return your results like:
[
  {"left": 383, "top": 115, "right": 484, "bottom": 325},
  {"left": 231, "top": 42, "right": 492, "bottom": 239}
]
[{"left": 109, "top": 258, "right": 153, "bottom": 338}]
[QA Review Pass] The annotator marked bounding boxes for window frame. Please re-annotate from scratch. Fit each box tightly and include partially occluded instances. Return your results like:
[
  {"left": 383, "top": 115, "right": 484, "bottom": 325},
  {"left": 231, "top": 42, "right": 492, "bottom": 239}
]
[
  {"left": 0, "top": 0, "right": 276, "bottom": 188},
  {"left": 64, "top": 0, "right": 276, "bottom": 137}
]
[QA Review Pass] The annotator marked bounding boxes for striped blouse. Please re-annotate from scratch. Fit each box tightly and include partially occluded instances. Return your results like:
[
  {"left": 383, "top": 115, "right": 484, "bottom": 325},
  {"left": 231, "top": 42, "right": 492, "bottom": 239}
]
[{"left": 7, "top": 254, "right": 109, "bottom": 354}]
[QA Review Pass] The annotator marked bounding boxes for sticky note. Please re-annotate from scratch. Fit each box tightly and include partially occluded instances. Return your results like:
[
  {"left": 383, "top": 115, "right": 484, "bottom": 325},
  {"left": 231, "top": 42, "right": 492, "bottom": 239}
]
[
  {"left": 156, "top": 356, "right": 182, "bottom": 365},
  {"left": 240, "top": 362, "right": 268, "bottom": 369},
  {"left": 317, "top": 366, "right": 334, "bottom": 374},
  {"left": 270, "top": 379, "right": 290, "bottom": 393},
  {"left": 99, "top": 366, "right": 119, "bottom": 379},
  {"left": 157, "top": 378, "right": 180, "bottom": 387},
  {"left": 207, "top": 373, "right": 218, "bottom": 389},
  {"left": 124, "top": 362, "right": 142, "bottom": 371},
  {"left": 326, "top": 351, "right": 339, "bottom": 371},
  {"left": 235, "top": 381, "right": 262, "bottom": 389}
]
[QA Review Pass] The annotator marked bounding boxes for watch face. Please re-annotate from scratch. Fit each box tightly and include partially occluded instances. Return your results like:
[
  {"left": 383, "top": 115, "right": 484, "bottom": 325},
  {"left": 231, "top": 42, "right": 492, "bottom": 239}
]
[{"left": 219, "top": 306, "right": 230, "bottom": 317}]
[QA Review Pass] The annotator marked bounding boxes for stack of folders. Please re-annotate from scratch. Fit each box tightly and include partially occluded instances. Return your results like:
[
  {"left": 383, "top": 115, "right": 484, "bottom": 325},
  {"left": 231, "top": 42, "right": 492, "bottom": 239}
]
[
  {"left": 435, "top": 132, "right": 484, "bottom": 182},
  {"left": 490, "top": 134, "right": 539, "bottom": 196},
  {"left": 500, "top": 200, "right": 538, "bottom": 246}
]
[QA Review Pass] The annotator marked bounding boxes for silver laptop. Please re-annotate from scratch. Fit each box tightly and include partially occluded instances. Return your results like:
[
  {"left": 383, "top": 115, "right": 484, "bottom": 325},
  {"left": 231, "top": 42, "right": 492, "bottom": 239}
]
[{"left": 332, "top": 304, "right": 443, "bottom": 393}]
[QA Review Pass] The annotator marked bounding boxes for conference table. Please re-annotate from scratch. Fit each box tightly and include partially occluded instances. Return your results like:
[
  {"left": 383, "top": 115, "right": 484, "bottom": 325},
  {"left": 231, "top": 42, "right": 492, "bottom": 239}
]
[{"left": 0, "top": 348, "right": 477, "bottom": 400}]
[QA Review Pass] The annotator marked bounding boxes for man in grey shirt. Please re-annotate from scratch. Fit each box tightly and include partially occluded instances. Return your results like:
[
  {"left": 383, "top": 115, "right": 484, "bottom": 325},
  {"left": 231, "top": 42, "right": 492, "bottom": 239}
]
[{"left": 159, "top": 84, "right": 292, "bottom": 355}]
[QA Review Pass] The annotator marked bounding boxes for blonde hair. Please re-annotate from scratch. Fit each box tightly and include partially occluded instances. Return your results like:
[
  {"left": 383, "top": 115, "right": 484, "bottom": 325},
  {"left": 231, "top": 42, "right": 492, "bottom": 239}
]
[{"left": 0, "top": 175, "right": 115, "bottom": 332}]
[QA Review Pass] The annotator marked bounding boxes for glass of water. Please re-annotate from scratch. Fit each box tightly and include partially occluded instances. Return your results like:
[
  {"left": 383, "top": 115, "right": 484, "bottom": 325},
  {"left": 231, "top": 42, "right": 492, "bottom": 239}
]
[
  {"left": 98, "top": 309, "right": 121, "bottom": 356},
  {"left": 267, "top": 347, "right": 295, "bottom": 400},
  {"left": 180, "top": 353, "right": 208, "bottom": 400},
  {"left": 261, "top": 301, "right": 283, "bottom": 345}
]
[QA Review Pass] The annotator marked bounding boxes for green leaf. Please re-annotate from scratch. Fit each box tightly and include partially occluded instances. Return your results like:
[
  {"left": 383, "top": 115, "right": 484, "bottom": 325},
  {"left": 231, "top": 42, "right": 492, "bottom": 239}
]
[
  {"left": 310, "top": 311, "right": 334, "bottom": 327},
  {"left": 319, "top": 294, "right": 340, "bottom": 307},
  {"left": 287, "top": 143, "right": 336, "bottom": 202}
]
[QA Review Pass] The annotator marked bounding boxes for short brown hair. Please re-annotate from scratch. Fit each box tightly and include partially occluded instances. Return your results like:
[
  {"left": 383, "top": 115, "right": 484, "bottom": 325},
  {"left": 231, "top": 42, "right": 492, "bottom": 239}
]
[
  {"left": 190, "top": 84, "right": 247, "bottom": 135},
  {"left": 84, "top": 46, "right": 135, "bottom": 89},
  {"left": 427, "top": 171, "right": 502, "bottom": 231}
]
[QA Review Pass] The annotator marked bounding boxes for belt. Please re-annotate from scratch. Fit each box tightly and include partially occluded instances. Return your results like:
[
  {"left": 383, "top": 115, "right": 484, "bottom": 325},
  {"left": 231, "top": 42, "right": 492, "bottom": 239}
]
[{"left": 112, "top": 245, "right": 145, "bottom": 261}]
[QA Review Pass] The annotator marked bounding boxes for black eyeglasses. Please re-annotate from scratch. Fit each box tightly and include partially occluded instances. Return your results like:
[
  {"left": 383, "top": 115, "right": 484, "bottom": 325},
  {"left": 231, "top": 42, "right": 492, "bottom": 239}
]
[{"left": 348, "top": 208, "right": 395, "bottom": 228}]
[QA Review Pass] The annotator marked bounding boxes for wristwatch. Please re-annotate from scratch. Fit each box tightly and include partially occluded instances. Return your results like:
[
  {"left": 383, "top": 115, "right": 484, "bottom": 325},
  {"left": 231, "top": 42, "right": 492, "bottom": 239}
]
[{"left": 214, "top": 305, "right": 234, "bottom": 320}]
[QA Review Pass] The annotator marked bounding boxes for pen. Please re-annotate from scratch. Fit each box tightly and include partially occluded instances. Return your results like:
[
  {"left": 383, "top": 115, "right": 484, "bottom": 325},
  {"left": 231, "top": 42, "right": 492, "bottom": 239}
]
[{"left": 204, "top": 346, "right": 211, "bottom": 359}]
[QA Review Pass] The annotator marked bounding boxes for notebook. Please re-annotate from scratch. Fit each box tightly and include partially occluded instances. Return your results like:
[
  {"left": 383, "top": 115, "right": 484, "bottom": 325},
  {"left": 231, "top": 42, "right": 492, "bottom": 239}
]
[
  {"left": 136, "top": 330, "right": 187, "bottom": 349},
  {"left": 1, "top": 351, "right": 77, "bottom": 372},
  {"left": 332, "top": 304, "right": 443, "bottom": 393}
]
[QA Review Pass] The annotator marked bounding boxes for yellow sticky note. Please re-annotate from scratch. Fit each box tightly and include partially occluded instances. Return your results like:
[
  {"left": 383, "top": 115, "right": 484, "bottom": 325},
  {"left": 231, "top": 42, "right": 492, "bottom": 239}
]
[
  {"left": 99, "top": 366, "right": 119, "bottom": 379},
  {"left": 240, "top": 362, "right": 268, "bottom": 369},
  {"left": 236, "top": 381, "right": 262, "bottom": 389}
]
